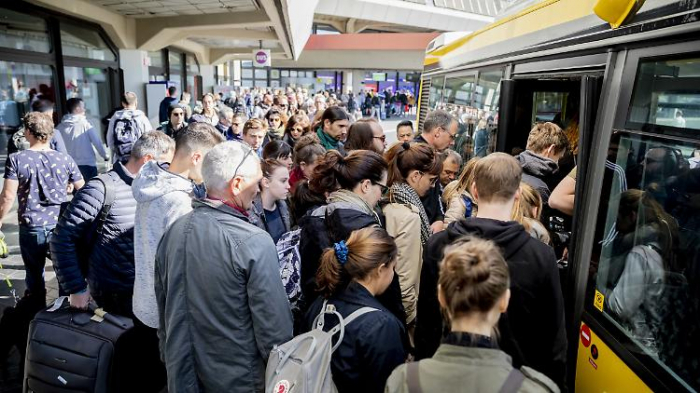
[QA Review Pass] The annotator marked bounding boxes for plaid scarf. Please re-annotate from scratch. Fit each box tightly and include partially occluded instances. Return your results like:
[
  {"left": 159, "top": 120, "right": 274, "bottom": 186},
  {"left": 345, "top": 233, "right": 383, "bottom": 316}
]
[{"left": 388, "top": 182, "right": 431, "bottom": 244}]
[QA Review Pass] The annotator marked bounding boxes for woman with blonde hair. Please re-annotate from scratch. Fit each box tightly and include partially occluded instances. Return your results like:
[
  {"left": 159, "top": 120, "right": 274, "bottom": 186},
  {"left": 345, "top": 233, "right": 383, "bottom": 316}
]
[
  {"left": 512, "top": 182, "right": 550, "bottom": 244},
  {"left": 443, "top": 157, "right": 480, "bottom": 225},
  {"left": 386, "top": 237, "right": 558, "bottom": 393}
]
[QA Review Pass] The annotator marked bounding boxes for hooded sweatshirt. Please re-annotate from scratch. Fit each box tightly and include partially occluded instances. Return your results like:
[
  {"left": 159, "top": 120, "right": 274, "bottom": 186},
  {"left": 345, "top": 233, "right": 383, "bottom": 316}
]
[
  {"left": 132, "top": 160, "right": 195, "bottom": 328},
  {"left": 55, "top": 114, "right": 108, "bottom": 166},
  {"left": 516, "top": 150, "right": 559, "bottom": 204},
  {"left": 107, "top": 109, "right": 153, "bottom": 163},
  {"left": 415, "top": 217, "right": 567, "bottom": 389}
]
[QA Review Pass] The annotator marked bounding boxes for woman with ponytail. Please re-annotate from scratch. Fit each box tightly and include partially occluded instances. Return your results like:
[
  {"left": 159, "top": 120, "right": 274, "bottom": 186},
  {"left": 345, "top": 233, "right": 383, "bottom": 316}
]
[
  {"left": 298, "top": 149, "right": 407, "bottom": 328},
  {"left": 382, "top": 142, "right": 442, "bottom": 330},
  {"left": 386, "top": 237, "right": 558, "bottom": 393},
  {"left": 307, "top": 227, "right": 406, "bottom": 393}
]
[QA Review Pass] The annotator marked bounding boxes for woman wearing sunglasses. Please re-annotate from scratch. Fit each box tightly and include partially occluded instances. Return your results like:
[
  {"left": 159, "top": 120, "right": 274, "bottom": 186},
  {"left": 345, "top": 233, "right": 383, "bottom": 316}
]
[
  {"left": 382, "top": 142, "right": 442, "bottom": 340},
  {"left": 298, "top": 149, "right": 407, "bottom": 333},
  {"left": 344, "top": 118, "right": 387, "bottom": 154}
]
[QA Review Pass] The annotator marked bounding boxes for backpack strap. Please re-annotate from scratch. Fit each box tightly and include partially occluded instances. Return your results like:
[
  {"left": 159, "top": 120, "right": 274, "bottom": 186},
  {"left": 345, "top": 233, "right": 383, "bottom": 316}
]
[
  {"left": 314, "top": 302, "right": 378, "bottom": 353},
  {"left": 498, "top": 368, "right": 525, "bottom": 393},
  {"left": 93, "top": 172, "right": 116, "bottom": 238},
  {"left": 406, "top": 362, "right": 422, "bottom": 393}
]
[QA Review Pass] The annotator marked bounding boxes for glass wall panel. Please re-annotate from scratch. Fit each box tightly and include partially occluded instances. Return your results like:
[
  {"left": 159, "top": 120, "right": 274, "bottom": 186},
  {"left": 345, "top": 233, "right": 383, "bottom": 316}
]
[
  {"left": 0, "top": 61, "right": 54, "bottom": 152},
  {"left": 0, "top": 9, "right": 50, "bottom": 53},
  {"left": 169, "top": 51, "right": 182, "bottom": 88},
  {"left": 60, "top": 22, "right": 115, "bottom": 61},
  {"left": 64, "top": 66, "right": 109, "bottom": 139}
]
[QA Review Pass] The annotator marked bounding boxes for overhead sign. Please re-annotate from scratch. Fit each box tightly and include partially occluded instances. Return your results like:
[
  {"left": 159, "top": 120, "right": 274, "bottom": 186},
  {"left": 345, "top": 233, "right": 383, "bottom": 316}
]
[
  {"left": 372, "top": 73, "right": 386, "bottom": 81},
  {"left": 253, "top": 49, "right": 271, "bottom": 68}
]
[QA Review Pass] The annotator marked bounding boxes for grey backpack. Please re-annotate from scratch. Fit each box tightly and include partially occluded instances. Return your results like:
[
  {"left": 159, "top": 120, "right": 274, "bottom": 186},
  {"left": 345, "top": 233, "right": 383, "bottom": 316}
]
[{"left": 265, "top": 300, "right": 378, "bottom": 393}]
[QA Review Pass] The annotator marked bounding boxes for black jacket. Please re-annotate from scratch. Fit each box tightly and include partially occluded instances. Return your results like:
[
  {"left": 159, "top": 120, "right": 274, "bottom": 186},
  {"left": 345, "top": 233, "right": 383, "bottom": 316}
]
[
  {"left": 305, "top": 281, "right": 407, "bottom": 393},
  {"left": 298, "top": 202, "right": 406, "bottom": 326},
  {"left": 51, "top": 162, "right": 137, "bottom": 295},
  {"left": 415, "top": 217, "right": 567, "bottom": 388}
]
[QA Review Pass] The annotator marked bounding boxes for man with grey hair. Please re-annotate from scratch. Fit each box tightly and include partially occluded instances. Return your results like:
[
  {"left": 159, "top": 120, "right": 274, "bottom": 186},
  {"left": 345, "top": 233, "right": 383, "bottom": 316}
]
[
  {"left": 53, "top": 131, "right": 175, "bottom": 311},
  {"left": 215, "top": 105, "right": 235, "bottom": 136},
  {"left": 415, "top": 109, "right": 459, "bottom": 233},
  {"left": 418, "top": 109, "right": 457, "bottom": 152},
  {"left": 155, "top": 142, "right": 293, "bottom": 392},
  {"left": 52, "top": 130, "right": 174, "bottom": 390}
]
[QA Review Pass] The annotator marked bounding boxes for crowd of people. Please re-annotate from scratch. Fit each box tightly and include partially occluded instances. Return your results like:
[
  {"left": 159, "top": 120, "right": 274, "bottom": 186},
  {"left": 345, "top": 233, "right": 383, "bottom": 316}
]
[{"left": 3, "top": 83, "right": 694, "bottom": 393}]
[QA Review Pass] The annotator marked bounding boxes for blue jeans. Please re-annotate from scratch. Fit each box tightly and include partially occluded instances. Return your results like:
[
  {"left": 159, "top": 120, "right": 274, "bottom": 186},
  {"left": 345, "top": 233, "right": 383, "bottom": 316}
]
[
  {"left": 78, "top": 165, "right": 98, "bottom": 181},
  {"left": 19, "top": 225, "right": 55, "bottom": 296}
]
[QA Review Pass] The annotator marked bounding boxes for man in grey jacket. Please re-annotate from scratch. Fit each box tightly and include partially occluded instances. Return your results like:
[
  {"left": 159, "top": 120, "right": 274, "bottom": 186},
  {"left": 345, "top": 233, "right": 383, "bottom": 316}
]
[
  {"left": 155, "top": 141, "right": 294, "bottom": 393},
  {"left": 515, "top": 122, "right": 569, "bottom": 204},
  {"left": 55, "top": 97, "right": 108, "bottom": 180}
]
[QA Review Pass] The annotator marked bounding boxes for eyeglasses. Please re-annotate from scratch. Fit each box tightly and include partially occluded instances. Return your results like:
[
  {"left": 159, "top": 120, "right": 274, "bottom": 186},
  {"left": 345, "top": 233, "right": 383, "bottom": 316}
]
[
  {"left": 372, "top": 181, "right": 389, "bottom": 193},
  {"left": 420, "top": 172, "right": 439, "bottom": 186},
  {"left": 373, "top": 135, "right": 386, "bottom": 142},
  {"left": 232, "top": 146, "right": 255, "bottom": 180}
]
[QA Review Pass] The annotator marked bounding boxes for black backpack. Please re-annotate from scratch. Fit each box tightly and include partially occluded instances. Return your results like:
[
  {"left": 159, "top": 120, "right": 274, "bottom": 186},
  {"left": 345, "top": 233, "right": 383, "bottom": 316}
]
[{"left": 111, "top": 116, "right": 141, "bottom": 163}]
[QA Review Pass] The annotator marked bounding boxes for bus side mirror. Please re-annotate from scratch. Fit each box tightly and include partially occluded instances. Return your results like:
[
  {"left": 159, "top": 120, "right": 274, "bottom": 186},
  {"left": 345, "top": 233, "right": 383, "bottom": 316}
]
[{"left": 594, "top": 0, "right": 646, "bottom": 28}]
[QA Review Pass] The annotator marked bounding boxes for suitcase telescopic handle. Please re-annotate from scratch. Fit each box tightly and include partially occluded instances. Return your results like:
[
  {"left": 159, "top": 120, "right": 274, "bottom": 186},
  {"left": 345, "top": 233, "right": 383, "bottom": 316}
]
[{"left": 87, "top": 302, "right": 130, "bottom": 329}]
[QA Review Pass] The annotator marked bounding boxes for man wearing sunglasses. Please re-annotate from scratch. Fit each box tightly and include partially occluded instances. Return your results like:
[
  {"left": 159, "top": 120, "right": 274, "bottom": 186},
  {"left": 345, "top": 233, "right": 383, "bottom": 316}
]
[
  {"left": 414, "top": 109, "right": 458, "bottom": 233},
  {"left": 155, "top": 142, "right": 293, "bottom": 393}
]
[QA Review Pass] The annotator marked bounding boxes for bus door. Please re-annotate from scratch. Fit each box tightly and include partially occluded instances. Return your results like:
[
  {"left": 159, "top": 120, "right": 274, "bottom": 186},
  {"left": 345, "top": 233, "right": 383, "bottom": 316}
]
[
  {"left": 572, "top": 41, "right": 700, "bottom": 392},
  {"left": 499, "top": 58, "right": 606, "bottom": 284}
]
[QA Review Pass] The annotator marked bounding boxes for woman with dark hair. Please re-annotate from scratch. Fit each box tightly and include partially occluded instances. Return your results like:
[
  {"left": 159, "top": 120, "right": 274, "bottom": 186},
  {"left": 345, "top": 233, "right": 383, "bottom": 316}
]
[
  {"left": 382, "top": 142, "right": 442, "bottom": 332},
  {"left": 344, "top": 119, "right": 386, "bottom": 154},
  {"left": 386, "top": 237, "right": 558, "bottom": 392},
  {"left": 315, "top": 106, "right": 350, "bottom": 152},
  {"left": 289, "top": 134, "right": 326, "bottom": 193},
  {"left": 307, "top": 227, "right": 407, "bottom": 393},
  {"left": 265, "top": 107, "right": 285, "bottom": 140},
  {"left": 263, "top": 140, "right": 293, "bottom": 170},
  {"left": 298, "top": 149, "right": 406, "bottom": 327},
  {"left": 283, "top": 113, "right": 310, "bottom": 149}
]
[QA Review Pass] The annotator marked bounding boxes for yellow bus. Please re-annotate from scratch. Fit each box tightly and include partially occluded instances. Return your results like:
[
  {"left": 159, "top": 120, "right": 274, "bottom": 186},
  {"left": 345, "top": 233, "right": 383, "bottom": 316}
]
[{"left": 417, "top": 0, "right": 700, "bottom": 391}]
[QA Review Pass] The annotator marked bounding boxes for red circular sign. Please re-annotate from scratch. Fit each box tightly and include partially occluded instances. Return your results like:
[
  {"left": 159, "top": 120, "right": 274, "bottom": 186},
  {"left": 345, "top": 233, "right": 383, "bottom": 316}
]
[{"left": 581, "top": 324, "right": 592, "bottom": 348}]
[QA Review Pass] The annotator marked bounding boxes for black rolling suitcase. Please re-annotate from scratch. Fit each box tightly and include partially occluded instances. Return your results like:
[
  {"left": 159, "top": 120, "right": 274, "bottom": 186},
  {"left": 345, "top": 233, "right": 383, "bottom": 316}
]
[{"left": 23, "top": 298, "right": 135, "bottom": 393}]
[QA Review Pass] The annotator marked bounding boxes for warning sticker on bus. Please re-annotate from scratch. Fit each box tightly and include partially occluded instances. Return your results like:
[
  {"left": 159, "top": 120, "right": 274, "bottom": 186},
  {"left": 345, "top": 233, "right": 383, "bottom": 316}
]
[{"left": 594, "top": 290, "right": 604, "bottom": 312}]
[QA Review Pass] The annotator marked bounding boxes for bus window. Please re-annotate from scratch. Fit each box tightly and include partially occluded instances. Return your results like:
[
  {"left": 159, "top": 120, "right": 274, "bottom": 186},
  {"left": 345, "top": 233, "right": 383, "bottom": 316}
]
[
  {"left": 444, "top": 74, "right": 475, "bottom": 111},
  {"left": 533, "top": 91, "right": 569, "bottom": 123},
  {"left": 428, "top": 75, "right": 445, "bottom": 111},
  {"left": 590, "top": 132, "right": 700, "bottom": 391},
  {"left": 474, "top": 69, "right": 503, "bottom": 156},
  {"left": 627, "top": 57, "right": 700, "bottom": 131}
]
